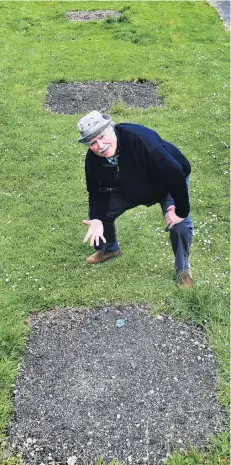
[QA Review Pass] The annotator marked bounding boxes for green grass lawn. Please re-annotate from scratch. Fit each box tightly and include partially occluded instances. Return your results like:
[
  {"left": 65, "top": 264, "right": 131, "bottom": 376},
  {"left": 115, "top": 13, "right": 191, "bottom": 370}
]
[{"left": 0, "top": 1, "right": 230, "bottom": 464}]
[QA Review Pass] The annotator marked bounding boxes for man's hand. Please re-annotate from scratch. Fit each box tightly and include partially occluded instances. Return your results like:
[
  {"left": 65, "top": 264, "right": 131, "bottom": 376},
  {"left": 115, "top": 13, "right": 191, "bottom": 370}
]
[
  {"left": 82, "top": 219, "right": 106, "bottom": 247},
  {"left": 165, "top": 205, "right": 184, "bottom": 230}
]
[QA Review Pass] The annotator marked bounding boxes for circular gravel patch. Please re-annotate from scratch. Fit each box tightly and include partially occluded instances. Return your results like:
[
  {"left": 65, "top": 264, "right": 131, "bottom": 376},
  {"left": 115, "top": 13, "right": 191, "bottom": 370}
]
[
  {"left": 45, "top": 81, "right": 164, "bottom": 114},
  {"left": 66, "top": 11, "right": 121, "bottom": 22},
  {"left": 7, "top": 305, "right": 227, "bottom": 465}
]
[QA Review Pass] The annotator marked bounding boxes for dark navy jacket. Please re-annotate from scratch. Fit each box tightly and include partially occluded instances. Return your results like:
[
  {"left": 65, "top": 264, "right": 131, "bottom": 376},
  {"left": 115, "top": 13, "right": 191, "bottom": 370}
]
[{"left": 85, "top": 123, "right": 191, "bottom": 221}]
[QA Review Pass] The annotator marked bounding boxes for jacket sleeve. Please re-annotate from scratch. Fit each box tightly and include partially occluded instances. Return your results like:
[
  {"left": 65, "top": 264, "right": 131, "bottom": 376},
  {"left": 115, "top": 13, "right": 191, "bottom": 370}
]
[
  {"left": 88, "top": 192, "right": 110, "bottom": 222},
  {"left": 85, "top": 151, "right": 110, "bottom": 222},
  {"left": 146, "top": 145, "right": 190, "bottom": 218}
]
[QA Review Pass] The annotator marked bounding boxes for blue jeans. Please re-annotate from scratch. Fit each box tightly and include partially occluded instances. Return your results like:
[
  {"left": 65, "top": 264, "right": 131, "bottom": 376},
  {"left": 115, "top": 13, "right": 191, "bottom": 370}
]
[
  {"left": 90, "top": 181, "right": 193, "bottom": 272},
  {"left": 159, "top": 179, "right": 193, "bottom": 271}
]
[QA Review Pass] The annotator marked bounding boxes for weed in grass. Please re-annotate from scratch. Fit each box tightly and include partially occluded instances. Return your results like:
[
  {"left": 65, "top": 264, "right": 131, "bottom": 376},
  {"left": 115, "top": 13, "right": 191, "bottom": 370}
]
[
  {"left": 0, "top": 442, "right": 24, "bottom": 465},
  {"left": 117, "top": 13, "right": 129, "bottom": 24},
  {"left": 169, "top": 284, "right": 229, "bottom": 327},
  {"left": 166, "top": 432, "right": 230, "bottom": 465},
  {"left": 111, "top": 24, "right": 156, "bottom": 46},
  {"left": 103, "top": 7, "right": 130, "bottom": 26},
  {"left": 104, "top": 16, "right": 117, "bottom": 26},
  {"left": 119, "top": 5, "right": 131, "bottom": 13}
]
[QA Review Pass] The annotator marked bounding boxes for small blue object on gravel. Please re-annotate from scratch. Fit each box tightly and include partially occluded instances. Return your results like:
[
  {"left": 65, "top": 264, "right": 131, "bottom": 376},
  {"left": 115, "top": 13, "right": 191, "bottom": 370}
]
[{"left": 116, "top": 318, "right": 126, "bottom": 328}]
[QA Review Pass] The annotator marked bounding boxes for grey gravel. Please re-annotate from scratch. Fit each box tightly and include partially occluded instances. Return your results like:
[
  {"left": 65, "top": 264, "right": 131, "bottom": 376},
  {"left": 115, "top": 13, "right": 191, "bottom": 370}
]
[
  {"left": 66, "top": 11, "right": 121, "bottom": 22},
  {"left": 45, "top": 81, "right": 164, "bottom": 115},
  {"left": 7, "top": 305, "right": 227, "bottom": 465}
]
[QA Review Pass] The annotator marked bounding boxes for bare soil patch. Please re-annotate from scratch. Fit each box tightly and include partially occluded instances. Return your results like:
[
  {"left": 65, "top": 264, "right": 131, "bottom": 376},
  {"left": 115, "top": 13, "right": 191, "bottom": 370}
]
[
  {"left": 45, "top": 81, "right": 164, "bottom": 114},
  {"left": 7, "top": 305, "right": 227, "bottom": 465}
]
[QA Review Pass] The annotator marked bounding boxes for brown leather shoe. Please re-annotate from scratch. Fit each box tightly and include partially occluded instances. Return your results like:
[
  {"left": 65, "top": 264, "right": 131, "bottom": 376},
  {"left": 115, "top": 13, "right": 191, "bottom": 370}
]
[
  {"left": 86, "top": 248, "right": 121, "bottom": 264},
  {"left": 177, "top": 269, "right": 193, "bottom": 289}
]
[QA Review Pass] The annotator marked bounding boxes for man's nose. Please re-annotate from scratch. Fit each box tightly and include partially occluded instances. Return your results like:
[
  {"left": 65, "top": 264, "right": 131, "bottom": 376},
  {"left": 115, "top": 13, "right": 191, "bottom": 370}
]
[{"left": 98, "top": 140, "right": 105, "bottom": 149}]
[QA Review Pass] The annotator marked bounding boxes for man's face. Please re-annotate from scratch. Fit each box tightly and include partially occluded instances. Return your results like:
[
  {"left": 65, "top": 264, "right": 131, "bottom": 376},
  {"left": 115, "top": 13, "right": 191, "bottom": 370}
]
[{"left": 87, "top": 126, "right": 117, "bottom": 158}]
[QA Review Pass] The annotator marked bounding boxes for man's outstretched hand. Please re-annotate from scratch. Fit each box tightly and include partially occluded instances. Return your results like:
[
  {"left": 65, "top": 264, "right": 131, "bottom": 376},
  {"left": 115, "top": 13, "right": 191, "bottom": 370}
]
[
  {"left": 82, "top": 219, "right": 106, "bottom": 247},
  {"left": 165, "top": 205, "right": 184, "bottom": 230}
]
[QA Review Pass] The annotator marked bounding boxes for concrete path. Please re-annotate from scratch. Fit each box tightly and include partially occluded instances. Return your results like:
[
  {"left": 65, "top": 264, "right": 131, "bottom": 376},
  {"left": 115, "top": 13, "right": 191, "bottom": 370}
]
[{"left": 207, "top": 0, "right": 230, "bottom": 29}]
